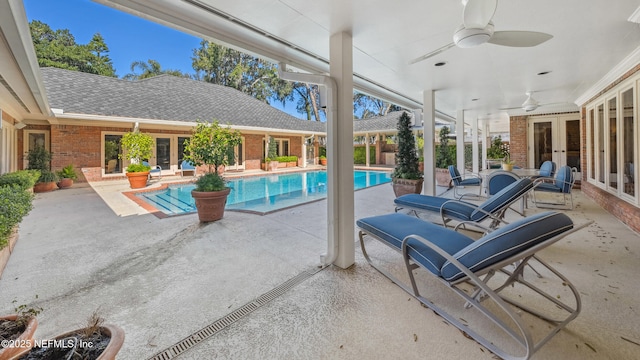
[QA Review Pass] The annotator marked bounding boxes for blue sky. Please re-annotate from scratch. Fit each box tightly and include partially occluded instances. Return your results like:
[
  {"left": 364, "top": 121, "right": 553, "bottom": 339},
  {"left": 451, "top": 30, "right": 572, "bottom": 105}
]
[{"left": 23, "top": 0, "right": 303, "bottom": 118}]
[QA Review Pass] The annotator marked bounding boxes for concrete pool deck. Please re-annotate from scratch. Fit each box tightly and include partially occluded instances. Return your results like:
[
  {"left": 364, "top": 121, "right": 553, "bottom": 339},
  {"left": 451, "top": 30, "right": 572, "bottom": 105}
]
[{"left": 0, "top": 175, "right": 639, "bottom": 359}]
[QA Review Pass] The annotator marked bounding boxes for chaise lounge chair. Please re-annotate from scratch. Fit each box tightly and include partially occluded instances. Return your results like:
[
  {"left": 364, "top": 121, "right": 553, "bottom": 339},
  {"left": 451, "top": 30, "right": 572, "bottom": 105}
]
[
  {"left": 357, "top": 211, "right": 592, "bottom": 360},
  {"left": 394, "top": 177, "right": 534, "bottom": 232}
]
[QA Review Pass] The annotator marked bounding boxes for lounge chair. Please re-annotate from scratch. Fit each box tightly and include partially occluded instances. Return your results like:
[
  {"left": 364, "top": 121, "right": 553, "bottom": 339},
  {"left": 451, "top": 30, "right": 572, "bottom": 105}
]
[
  {"left": 487, "top": 170, "right": 525, "bottom": 216},
  {"left": 449, "top": 165, "right": 482, "bottom": 199},
  {"left": 106, "top": 159, "right": 117, "bottom": 174},
  {"left": 357, "top": 211, "right": 592, "bottom": 360},
  {"left": 180, "top": 160, "right": 197, "bottom": 177},
  {"left": 532, "top": 165, "right": 575, "bottom": 210},
  {"left": 394, "top": 178, "right": 534, "bottom": 232},
  {"left": 142, "top": 161, "right": 162, "bottom": 180}
]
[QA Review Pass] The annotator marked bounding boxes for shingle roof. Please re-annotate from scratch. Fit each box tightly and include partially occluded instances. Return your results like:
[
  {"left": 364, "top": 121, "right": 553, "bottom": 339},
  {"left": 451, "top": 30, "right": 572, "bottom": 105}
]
[
  {"left": 40, "top": 67, "right": 326, "bottom": 133},
  {"left": 353, "top": 111, "right": 409, "bottom": 133}
]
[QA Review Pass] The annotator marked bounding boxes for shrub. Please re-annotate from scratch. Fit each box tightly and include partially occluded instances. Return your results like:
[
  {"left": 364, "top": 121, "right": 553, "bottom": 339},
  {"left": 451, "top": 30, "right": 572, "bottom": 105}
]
[
  {"left": 0, "top": 170, "right": 41, "bottom": 190},
  {"left": 354, "top": 146, "right": 375, "bottom": 165},
  {"left": 275, "top": 156, "right": 298, "bottom": 163},
  {"left": 195, "top": 172, "right": 226, "bottom": 192},
  {"left": 393, "top": 112, "right": 422, "bottom": 180},
  {"left": 436, "top": 126, "right": 455, "bottom": 168},
  {"left": 37, "top": 170, "right": 57, "bottom": 183},
  {"left": 0, "top": 185, "right": 34, "bottom": 249},
  {"left": 126, "top": 163, "right": 151, "bottom": 173}
]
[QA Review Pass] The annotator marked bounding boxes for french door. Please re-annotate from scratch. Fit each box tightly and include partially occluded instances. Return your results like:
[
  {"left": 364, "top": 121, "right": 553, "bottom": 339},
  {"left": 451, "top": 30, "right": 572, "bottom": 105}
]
[{"left": 528, "top": 114, "right": 581, "bottom": 178}]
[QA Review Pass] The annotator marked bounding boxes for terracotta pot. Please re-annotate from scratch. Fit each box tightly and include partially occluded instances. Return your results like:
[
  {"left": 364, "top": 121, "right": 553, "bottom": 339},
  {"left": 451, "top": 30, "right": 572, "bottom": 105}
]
[
  {"left": 0, "top": 314, "right": 38, "bottom": 359},
  {"left": 435, "top": 168, "right": 452, "bottom": 188},
  {"left": 392, "top": 177, "right": 424, "bottom": 197},
  {"left": 33, "top": 182, "right": 57, "bottom": 193},
  {"left": 418, "top": 162, "right": 424, "bottom": 172},
  {"left": 320, "top": 158, "right": 327, "bottom": 166},
  {"left": 192, "top": 188, "right": 231, "bottom": 222},
  {"left": 268, "top": 161, "right": 279, "bottom": 171},
  {"left": 20, "top": 324, "right": 124, "bottom": 360},
  {"left": 57, "top": 178, "right": 74, "bottom": 189},
  {"left": 126, "top": 171, "right": 150, "bottom": 189}
]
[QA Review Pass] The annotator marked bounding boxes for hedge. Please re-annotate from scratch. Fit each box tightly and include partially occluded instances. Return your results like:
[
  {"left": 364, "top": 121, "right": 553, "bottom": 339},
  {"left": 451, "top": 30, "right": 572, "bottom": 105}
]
[
  {"left": 0, "top": 170, "right": 40, "bottom": 190},
  {"left": 0, "top": 185, "right": 34, "bottom": 249},
  {"left": 354, "top": 146, "right": 376, "bottom": 164},
  {"left": 275, "top": 156, "right": 298, "bottom": 163}
]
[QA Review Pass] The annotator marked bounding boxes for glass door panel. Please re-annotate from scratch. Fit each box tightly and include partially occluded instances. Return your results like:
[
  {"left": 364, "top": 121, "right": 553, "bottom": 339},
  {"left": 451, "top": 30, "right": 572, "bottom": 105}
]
[
  {"left": 533, "top": 122, "right": 553, "bottom": 169},
  {"left": 597, "top": 104, "right": 605, "bottom": 184},
  {"left": 156, "top": 138, "right": 171, "bottom": 170},
  {"left": 564, "top": 120, "right": 581, "bottom": 174},
  {"left": 589, "top": 109, "right": 595, "bottom": 180},
  {"left": 608, "top": 97, "right": 617, "bottom": 190},
  {"left": 104, "top": 135, "right": 122, "bottom": 174},
  {"left": 622, "top": 88, "right": 635, "bottom": 197}
]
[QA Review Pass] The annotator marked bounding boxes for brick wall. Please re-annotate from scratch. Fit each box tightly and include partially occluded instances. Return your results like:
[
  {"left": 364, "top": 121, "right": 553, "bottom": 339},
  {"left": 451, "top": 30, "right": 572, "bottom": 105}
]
[{"left": 509, "top": 116, "right": 528, "bottom": 168}]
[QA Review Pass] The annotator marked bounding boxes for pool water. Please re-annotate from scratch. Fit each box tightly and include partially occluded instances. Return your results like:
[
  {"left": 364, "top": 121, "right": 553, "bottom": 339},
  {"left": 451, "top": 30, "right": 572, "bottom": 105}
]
[{"left": 137, "top": 170, "right": 392, "bottom": 215}]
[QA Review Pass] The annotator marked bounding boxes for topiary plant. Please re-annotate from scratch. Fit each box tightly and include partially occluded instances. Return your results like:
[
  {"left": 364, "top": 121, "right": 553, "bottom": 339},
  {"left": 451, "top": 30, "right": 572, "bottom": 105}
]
[
  {"left": 435, "top": 126, "right": 455, "bottom": 169},
  {"left": 120, "top": 130, "right": 153, "bottom": 173},
  {"left": 392, "top": 112, "right": 422, "bottom": 180}
]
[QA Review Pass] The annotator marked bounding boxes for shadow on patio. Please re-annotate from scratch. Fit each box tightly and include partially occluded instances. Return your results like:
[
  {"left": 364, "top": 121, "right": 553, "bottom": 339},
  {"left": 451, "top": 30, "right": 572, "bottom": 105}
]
[{"left": 0, "top": 180, "right": 639, "bottom": 359}]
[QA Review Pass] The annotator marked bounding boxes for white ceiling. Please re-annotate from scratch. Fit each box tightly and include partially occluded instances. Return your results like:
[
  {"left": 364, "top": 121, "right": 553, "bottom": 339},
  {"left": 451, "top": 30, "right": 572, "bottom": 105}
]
[{"left": 96, "top": 0, "right": 640, "bottom": 125}]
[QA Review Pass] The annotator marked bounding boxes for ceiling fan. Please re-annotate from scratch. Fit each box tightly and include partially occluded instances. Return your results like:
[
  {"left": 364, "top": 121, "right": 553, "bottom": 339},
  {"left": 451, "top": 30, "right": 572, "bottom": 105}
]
[
  {"left": 500, "top": 91, "right": 565, "bottom": 112},
  {"left": 409, "top": 0, "right": 553, "bottom": 64}
]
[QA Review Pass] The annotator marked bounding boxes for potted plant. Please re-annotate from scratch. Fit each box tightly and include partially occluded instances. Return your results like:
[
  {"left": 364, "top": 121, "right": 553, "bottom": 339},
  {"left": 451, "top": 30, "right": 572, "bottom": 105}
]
[
  {"left": 56, "top": 164, "right": 77, "bottom": 189},
  {"left": 184, "top": 120, "right": 242, "bottom": 222},
  {"left": 120, "top": 130, "right": 154, "bottom": 189},
  {"left": 265, "top": 136, "right": 279, "bottom": 171},
  {"left": 487, "top": 136, "right": 508, "bottom": 169},
  {"left": 319, "top": 155, "right": 327, "bottom": 166},
  {"left": 502, "top": 154, "right": 514, "bottom": 171},
  {"left": 0, "top": 303, "right": 40, "bottom": 359},
  {"left": 27, "top": 146, "right": 58, "bottom": 193},
  {"left": 19, "top": 311, "right": 124, "bottom": 360},
  {"left": 435, "top": 126, "right": 455, "bottom": 187},
  {"left": 391, "top": 111, "right": 424, "bottom": 197}
]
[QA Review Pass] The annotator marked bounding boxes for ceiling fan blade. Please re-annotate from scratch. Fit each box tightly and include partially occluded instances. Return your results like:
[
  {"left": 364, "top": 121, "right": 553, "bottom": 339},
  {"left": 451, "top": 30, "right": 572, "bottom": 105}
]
[
  {"left": 463, "top": 0, "right": 497, "bottom": 28},
  {"left": 488, "top": 31, "right": 553, "bottom": 47},
  {"left": 408, "top": 42, "right": 456, "bottom": 64}
]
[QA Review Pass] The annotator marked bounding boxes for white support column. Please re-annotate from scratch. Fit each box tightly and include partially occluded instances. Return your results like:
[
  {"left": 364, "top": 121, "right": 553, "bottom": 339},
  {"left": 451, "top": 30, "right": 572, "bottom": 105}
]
[
  {"left": 301, "top": 136, "right": 307, "bottom": 168},
  {"left": 472, "top": 116, "right": 479, "bottom": 174},
  {"left": 456, "top": 109, "right": 465, "bottom": 173},
  {"left": 328, "top": 32, "right": 354, "bottom": 269},
  {"left": 482, "top": 121, "right": 489, "bottom": 170},
  {"left": 423, "top": 91, "right": 436, "bottom": 196},
  {"left": 365, "top": 132, "right": 370, "bottom": 167}
]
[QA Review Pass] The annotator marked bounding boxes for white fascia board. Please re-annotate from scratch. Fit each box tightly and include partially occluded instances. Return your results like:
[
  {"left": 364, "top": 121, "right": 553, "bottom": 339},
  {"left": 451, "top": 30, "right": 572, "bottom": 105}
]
[{"left": 55, "top": 112, "right": 326, "bottom": 136}]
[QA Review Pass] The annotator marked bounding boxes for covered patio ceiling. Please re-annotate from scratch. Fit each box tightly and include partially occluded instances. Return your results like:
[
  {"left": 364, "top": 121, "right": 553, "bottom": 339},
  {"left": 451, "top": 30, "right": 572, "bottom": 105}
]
[{"left": 95, "top": 0, "right": 640, "bottom": 127}]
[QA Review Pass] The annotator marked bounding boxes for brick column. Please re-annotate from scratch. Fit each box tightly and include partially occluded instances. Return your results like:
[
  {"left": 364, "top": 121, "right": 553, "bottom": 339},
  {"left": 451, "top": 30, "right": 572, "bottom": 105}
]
[{"left": 509, "top": 116, "right": 528, "bottom": 168}]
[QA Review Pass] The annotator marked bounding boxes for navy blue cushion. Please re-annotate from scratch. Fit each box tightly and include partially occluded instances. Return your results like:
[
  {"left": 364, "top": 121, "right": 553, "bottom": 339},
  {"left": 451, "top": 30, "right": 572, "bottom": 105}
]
[
  {"left": 357, "top": 213, "right": 473, "bottom": 275},
  {"left": 471, "top": 178, "right": 532, "bottom": 221},
  {"left": 459, "top": 178, "right": 481, "bottom": 186},
  {"left": 488, "top": 173, "right": 518, "bottom": 195},
  {"left": 555, "top": 166, "right": 573, "bottom": 193},
  {"left": 536, "top": 182, "right": 562, "bottom": 192},
  {"left": 394, "top": 194, "right": 450, "bottom": 213},
  {"left": 439, "top": 211, "right": 574, "bottom": 281},
  {"left": 448, "top": 165, "right": 462, "bottom": 185}
]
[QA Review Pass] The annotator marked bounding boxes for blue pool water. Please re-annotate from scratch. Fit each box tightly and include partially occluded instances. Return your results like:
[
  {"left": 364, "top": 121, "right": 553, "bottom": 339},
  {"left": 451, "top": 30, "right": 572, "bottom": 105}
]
[{"left": 137, "top": 170, "right": 392, "bottom": 215}]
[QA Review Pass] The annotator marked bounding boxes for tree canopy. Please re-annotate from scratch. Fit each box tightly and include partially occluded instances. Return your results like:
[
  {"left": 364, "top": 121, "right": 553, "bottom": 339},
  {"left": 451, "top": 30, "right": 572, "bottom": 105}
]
[
  {"left": 123, "top": 59, "right": 191, "bottom": 80},
  {"left": 29, "top": 20, "right": 116, "bottom": 77}
]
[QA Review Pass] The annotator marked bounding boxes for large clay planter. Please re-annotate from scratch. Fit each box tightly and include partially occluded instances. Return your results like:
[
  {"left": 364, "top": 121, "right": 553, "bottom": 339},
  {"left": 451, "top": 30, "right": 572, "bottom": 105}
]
[
  {"left": 268, "top": 161, "right": 279, "bottom": 171},
  {"left": 435, "top": 168, "right": 452, "bottom": 188},
  {"left": 57, "top": 178, "right": 74, "bottom": 189},
  {"left": 126, "top": 171, "right": 150, "bottom": 189},
  {"left": 33, "top": 182, "right": 57, "bottom": 193},
  {"left": 320, "top": 158, "right": 327, "bottom": 166},
  {"left": 192, "top": 188, "right": 231, "bottom": 222},
  {"left": 19, "top": 324, "right": 124, "bottom": 360},
  {"left": 0, "top": 314, "right": 38, "bottom": 359},
  {"left": 392, "top": 178, "right": 424, "bottom": 197}
]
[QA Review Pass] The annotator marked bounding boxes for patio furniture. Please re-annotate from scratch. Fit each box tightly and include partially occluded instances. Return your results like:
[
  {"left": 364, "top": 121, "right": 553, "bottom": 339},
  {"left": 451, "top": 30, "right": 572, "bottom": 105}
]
[
  {"left": 449, "top": 165, "right": 482, "bottom": 199},
  {"left": 532, "top": 165, "right": 575, "bottom": 210},
  {"left": 487, "top": 170, "right": 525, "bottom": 216},
  {"left": 180, "top": 160, "right": 197, "bottom": 177},
  {"left": 106, "top": 159, "right": 117, "bottom": 173},
  {"left": 357, "top": 211, "right": 591, "bottom": 360},
  {"left": 394, "top": 178, "right": 535, "bottom": 233},
  {"left": 530, "top": 160, "right": 556, "bottom": 180},
  {"left": 142, "top": 161, "right": 162, "bottom": 180}
]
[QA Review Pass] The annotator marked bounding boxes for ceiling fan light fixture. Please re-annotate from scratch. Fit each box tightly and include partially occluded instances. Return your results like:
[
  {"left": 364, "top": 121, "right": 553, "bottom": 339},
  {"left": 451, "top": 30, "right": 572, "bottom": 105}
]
[
  {"left": 522, "top": 92, "right": 540, "bottom": 111},
  {"left": 453, "top": 22, "right": 494, "bottom": 48}
]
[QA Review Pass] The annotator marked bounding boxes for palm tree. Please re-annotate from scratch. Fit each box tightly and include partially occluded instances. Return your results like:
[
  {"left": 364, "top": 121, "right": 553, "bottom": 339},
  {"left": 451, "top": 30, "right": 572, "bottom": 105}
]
[{"left": 123, "top": 59, "right": 190, "bottom": 80}]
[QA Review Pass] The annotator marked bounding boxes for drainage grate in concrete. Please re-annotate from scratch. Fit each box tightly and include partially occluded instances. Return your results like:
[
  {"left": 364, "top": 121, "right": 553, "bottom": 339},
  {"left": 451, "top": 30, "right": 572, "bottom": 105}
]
[{"left": 148, "top": 267, "right": 322, "bottom": 360}]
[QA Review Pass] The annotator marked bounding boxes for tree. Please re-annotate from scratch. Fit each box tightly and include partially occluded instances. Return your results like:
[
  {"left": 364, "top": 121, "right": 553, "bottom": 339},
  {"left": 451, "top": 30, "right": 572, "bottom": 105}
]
[
  {"left": 436, "top": 126, "right": 455, "bottom": 169},
  {"left": 292, "top": 83, "right": 324, "bottom": 121},
  {"left": 191, "top": 40, "right": 292, "bottom": 105},
  {"left": 354, "top": 92, "right": 402, "bottom": 119},
  {"left": 123, "top": 59, "right": 190, "bottom": 80},
  {"left": 29, "top": 20, "right": 116, "bottom": 77}
]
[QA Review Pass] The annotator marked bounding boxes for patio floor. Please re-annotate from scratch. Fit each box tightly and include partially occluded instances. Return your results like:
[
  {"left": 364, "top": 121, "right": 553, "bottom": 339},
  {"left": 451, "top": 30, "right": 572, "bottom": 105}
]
[{"left": 0, "top": 174, "right": 639, "bottom": 359}]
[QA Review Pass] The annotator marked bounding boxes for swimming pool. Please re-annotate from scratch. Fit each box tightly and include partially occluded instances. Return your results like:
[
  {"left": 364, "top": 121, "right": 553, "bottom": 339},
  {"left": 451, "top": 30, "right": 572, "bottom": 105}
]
[{"left": 136, "top": 170, "right": 392, "bottom": 215}]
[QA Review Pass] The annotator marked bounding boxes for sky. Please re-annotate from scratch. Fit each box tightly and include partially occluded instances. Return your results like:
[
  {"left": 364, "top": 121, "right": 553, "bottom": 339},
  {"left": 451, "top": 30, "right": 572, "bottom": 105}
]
[{"left": 23, "top": 0, "right": 303, "bottom": 118}]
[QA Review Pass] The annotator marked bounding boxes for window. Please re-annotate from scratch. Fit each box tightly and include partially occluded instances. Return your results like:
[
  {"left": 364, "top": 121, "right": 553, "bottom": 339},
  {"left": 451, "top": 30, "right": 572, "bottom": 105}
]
[
  {"left": 608, "top": 97, "right": 617, "bottom": 190},
  {"left": 589, "top": 108, "right": 595, "bottom": 180},
  {"left": 622, "top": 87, "right": 635, "bottom": 197},
  {"left": 597, "top": 104, "right": 605, "bottom": 184}
]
